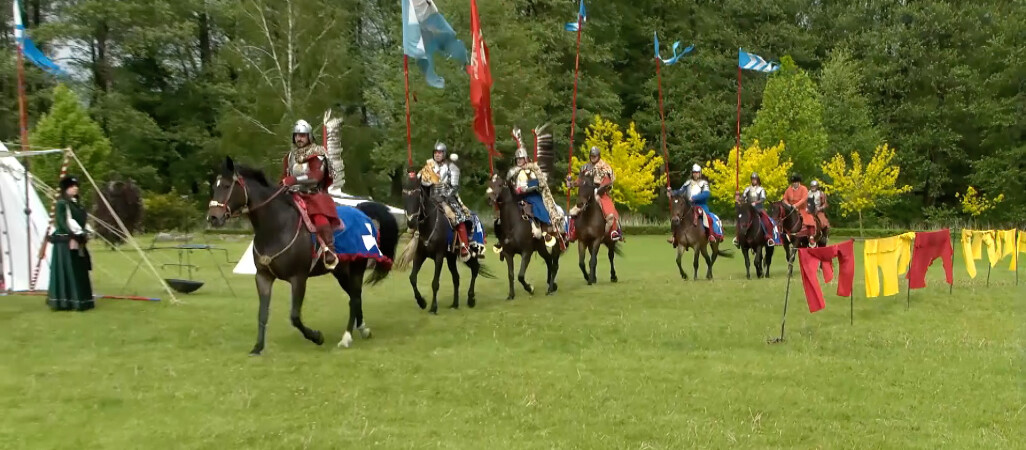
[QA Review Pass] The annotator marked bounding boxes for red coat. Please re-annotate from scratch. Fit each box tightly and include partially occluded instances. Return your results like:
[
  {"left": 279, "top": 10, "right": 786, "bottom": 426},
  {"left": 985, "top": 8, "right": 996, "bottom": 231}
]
[
  {"left": 281, "top": 151, "right": 341, "bottom": 228},
  {"left": 782, "top": 184, "right": 815, "bottom": 227}
]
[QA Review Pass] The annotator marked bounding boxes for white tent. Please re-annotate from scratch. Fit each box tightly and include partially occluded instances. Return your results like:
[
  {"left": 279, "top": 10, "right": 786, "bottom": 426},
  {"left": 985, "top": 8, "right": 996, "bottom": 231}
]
[
  {"left": 0, "top": 142, "right": 53, "bottom": 292},
  {"left": 232, "top": 190, "right": 404, "bottom": 275}
]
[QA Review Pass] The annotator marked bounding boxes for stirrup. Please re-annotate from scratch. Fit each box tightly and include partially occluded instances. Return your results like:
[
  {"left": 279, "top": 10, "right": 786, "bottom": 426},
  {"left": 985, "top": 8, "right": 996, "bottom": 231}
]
[
  {"left": 732, "top": 237, "right": 740, "bottom": 248},
  {"left": 767, "top": 239, "right": 775, "bottom": 247},
  {"left": 323, "top": 250, "right": 339, "bottom": 270}
]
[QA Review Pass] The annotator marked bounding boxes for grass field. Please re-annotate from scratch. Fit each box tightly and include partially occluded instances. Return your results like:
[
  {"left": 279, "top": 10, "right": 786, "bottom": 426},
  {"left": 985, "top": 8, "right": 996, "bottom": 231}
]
[{"left": 1, "top": 234, "right": 1023, "bottom": 449}]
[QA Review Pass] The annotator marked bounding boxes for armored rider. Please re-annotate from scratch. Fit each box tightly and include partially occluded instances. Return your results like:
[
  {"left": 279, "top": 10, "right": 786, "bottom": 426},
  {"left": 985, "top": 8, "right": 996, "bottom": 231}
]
[
  {"left": 508, "top": 146, "right": 559, "bottom": 248},
  {"left": 567, "top": 146, "right": 622, "bottom": 242},
  {"left": 733, "top": 172, "right": 776, "bottom": 247},
  {"left": 420, "top": 142, "right": 472, "bottom": 260},
  {"left": 668, "top": 164, "right": 724, "bottom": 244},
  {"left": 807, "top": 179, "right": 830, "bottom": 234},
  {"left": 281, "top": 119, "right": 341, "bottom": 269}
]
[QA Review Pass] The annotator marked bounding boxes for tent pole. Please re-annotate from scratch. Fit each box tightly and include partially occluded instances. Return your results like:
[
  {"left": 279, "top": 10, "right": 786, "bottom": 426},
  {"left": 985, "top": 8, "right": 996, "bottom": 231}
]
[{"left": 16, "top": 32, "right": 32, "bottom": 289}]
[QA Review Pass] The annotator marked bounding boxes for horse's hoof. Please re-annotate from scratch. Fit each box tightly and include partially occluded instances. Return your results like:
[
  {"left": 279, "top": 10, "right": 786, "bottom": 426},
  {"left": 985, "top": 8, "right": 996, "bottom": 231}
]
[
  {"left": 416, "top": 297, "right": 427, "bottom": 310},
  {"left": 449, "top": 304, "right": 459, "bottom": 310},
  {"left": 746, "top": 274, "right": 751, "bottom": 280},
  {"left": 358, "top": 326, "right": 372, "bottom": 339},
  {"left": 429, "top": 308, "right": 438, "bottom": 315},
  {"left": 610, "top": 276, "right": 618, "bottom": 283},
  {"left": 506, "top": 295, "right": 515, "bottom": 301},
  {"left": 468, "top": 297, "right": 476, "bottom": 308},
  {"left": 249, "top": 350, "right": 262, "bottom": 357},
  {"left": 312, "top": 330, "right": 325, "bottom": 345},
  {"left": 526, "top": 285, "right": 535, "bottom": 295},
  {"left": 337, "top": 331, "right": 353, "bottom": 349}
]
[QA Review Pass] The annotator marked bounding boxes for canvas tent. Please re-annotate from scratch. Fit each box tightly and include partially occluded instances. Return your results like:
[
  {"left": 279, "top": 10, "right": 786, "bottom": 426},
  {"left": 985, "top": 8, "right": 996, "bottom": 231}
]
[
  {"left": 232, "top": 191, "right": 404, "bottom": 275},
  {"left": 0, "top": 142, "right": 53, "bottom": 292}
]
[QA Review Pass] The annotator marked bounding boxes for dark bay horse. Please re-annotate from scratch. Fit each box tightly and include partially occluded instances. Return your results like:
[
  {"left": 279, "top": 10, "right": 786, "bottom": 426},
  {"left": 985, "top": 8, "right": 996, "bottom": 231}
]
[
  {"left": 670, "top": 194, "right": 732, "bottom": 280},
  {"left": 768, "top": 201, "right": 826, "bottom": 261},
  {"left": 735, "top": 203, "right": 774, "bottom": 279},
  {"left": 206, "top": 157, "right": 399, "bottom": 355},
  {"left": 396, "top": 173, "right": 493, "bottom": 314},
  {"left": 571, "top": 175, "right": 623, "bottom": 284},
  {"left": 486, "top": 174, "right": 562, "bottom": 299}
]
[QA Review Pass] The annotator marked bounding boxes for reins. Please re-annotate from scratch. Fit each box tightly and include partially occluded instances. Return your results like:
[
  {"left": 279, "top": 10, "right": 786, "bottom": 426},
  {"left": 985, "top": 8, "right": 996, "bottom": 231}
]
[{"left": 211, "top": 173, "right": 302, "bottom": 274}]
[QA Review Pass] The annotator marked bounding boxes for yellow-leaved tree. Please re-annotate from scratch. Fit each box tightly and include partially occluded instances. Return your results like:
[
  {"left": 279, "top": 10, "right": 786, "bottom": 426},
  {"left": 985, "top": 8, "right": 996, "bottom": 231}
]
[
  {"left": 704, "top": 140, "right": 793, "bottom": 211},
  {"left": 821, "top": 143, "right": 912, "bottom": 234},
  {"left": 568, "top": 115, "right": 665, "bottom": 211},
  {"left": 956, "top": 186, "right": 1004, "bottom": 219}
]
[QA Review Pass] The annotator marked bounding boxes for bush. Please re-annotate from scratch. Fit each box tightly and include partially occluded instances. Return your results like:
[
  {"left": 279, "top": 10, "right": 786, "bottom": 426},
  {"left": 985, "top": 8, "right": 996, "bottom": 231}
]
[{"left": 141, "top": 190, "right": 202, "bottom": 232}]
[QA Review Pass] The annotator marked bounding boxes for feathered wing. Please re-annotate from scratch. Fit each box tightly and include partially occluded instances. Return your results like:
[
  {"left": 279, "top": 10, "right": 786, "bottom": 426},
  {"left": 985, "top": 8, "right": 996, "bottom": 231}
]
[
  {"left": 324, "top": 110, "right": 345, "bottom": 188},
  {"left": 533, "top": 123, "right": 555, "bottom": 180}
]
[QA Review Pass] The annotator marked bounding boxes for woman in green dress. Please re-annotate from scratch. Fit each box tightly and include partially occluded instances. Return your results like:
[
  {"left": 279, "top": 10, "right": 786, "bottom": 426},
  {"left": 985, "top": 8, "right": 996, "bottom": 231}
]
[{"left": 47, "top": 175, "right": 94, "bottom": 311}]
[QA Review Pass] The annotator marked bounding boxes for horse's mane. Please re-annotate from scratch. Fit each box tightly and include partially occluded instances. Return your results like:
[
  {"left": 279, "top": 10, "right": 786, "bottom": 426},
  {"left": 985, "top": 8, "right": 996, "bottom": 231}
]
[{"left": 232, "top": 164, "right": 272, "bottom": 187}]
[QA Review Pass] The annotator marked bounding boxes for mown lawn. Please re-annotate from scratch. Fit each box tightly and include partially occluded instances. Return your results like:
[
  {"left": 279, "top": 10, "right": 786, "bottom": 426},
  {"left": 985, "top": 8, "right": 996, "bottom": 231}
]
[{"left": 0, "top": 234, "right": 1022, "bottom": 449}]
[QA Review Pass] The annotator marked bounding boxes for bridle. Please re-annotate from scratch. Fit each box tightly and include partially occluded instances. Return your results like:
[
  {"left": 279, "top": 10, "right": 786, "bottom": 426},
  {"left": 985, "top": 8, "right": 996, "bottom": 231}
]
[{"left": 209, "top": 172, "right": 286, "bottom": 219}]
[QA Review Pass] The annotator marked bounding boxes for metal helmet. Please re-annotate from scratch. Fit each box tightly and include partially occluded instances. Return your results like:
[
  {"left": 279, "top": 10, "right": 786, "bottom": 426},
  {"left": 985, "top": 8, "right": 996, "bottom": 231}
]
[
  {"left": 293, "top": 119, "right": 312, "bottom": 135},
  {"left": 589, "top": 146, "right": 601, "bottom": 158},
  {"left": 433, "top": 142, "right": 448, "bottom": 156},
  {"left": 751, "top": 172, "right": 760, "bottom": 180},
  {"left": 692, "top": 164, "right": 702, "bottom": 173},
  {"left": 810, "top": 180, "right": 819, "bottom": 187},
  {"left": 514, "top": 148, "right": 529, "bottom": 160}
]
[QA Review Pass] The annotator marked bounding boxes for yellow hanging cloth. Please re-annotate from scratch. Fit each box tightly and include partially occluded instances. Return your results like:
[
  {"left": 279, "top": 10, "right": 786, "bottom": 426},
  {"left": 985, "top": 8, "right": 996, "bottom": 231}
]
[
  {"left": 996, "top": 229, "right": 1016, "bottom": 270},
  {"left": 961, "top": 230, "right": 999, "bottom": 278},
  {"left": 961, "top": 229, "right": 977, "bottom": 278},
  {"left": 864, "top": 232, "right": 916, "bottom": 297},
  {"left": 1011, "top": 230, "right": 1026, "bottom": 271}
]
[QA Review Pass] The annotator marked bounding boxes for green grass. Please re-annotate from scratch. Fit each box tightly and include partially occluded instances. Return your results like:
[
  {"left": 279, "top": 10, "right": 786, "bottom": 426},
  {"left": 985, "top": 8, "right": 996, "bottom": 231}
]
[{"left": 1, "top": 235, "right": 1023, "bottom": 449}]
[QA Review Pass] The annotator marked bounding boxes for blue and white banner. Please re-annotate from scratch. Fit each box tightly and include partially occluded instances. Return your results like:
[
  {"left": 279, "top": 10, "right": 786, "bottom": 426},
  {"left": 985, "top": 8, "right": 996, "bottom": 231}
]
[
  {"left": 12, "top": 0, "right": 66, "bottom": 76},
  {"left": 564, "top": 0, "right": 587, "bottom": 32},
  {"left": 401, "top": 0, "right": 468, "bottom": 89},
  {"left": 654, "top": 32, "right": 694, "bottom": 65},
  {"left": 738, "top": 48, "right": 779, "bottom": 73}
]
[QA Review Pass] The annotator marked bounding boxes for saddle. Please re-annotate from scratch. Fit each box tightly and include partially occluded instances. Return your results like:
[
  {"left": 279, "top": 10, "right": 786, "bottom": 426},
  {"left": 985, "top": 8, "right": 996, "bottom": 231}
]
[
  {"left": 519, "top": 201, "right": 535, "bottom": 222},
  {"left": 291, "top": 194, "right": 318, "bottom": 233}
]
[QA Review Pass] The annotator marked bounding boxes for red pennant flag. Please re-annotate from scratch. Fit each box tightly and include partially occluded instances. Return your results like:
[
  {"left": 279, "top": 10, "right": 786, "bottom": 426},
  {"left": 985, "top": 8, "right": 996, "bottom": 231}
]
[{"left": 468, "top": 0, "right": 495, "bottom": 147}]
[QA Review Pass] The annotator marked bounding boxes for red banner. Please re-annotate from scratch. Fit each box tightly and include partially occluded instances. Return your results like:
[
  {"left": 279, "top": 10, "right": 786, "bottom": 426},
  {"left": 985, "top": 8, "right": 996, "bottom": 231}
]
[{"left": 468, "top": 0, "right": 495, "bottom": 146}]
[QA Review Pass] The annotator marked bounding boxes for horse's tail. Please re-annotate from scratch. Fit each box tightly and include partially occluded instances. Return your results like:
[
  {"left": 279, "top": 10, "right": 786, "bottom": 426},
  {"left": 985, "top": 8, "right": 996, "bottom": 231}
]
[
  {"left": 468, "top": 259, "right": 497, "bottom": 279},
  {"left": 612, "top": 242, "right": 625, "bottom": 257},
  {"left": 357, "top": 202, "right": 400, "bottom": 285},
  {"left": 715, "top": 247, "right": 735, "bottom": 258}
]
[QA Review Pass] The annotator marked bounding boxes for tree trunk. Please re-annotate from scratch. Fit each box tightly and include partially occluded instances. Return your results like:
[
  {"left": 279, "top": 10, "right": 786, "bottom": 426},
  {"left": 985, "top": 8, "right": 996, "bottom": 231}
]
[{"left": 198, "top": 4, "right": 211, "bottom": 67}]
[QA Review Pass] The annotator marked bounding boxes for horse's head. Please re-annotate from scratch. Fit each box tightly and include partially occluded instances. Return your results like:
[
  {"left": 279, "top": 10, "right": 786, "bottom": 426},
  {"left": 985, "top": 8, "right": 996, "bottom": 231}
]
[
  {"left": 670, "top": 193, "right": 692, "bottom": 226},
  {"left": 401, "top": 170, "right": 425, "bottom": 229},
  {"left": 574, "top": 175, "right": 596, "bottom": 212},
  {"left": 207, "top": 156, "right": 250, "bottom": 227},
  {"left": 485, "top": 173, "right": 505, "bottom": 206}
]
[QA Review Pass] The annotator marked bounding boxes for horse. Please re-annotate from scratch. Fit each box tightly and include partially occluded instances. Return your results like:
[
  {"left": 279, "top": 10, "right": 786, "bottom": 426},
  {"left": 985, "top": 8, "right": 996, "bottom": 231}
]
[
  {"left": 206, "top": 157, "right": 399, "bottom": 356},
  {"left": 670, "top": 193, "right": 732, "bottom": 280},
  {"left": 571, "top": 175, "right": 623, "bottom": 284},
  {"left": 485, "top": 174, "right": 562, "bottom": 299},
  {"left": 768, "top": 201, "right": 825, "bottom": 261},
  {"left": 396, "top": 173, "right": 493, "bottom": 314},
  {"left": 808, "top": 202, "right": 830, "bottom": 247},
  {"left": 734, "top": 202, "right": 774, "bottom": 279}
]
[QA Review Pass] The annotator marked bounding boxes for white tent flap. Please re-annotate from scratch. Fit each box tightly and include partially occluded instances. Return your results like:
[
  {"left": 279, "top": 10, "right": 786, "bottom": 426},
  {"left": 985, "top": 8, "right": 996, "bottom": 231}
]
[{"left": 0, "top": 142, "right": 52, "bottom": 291}]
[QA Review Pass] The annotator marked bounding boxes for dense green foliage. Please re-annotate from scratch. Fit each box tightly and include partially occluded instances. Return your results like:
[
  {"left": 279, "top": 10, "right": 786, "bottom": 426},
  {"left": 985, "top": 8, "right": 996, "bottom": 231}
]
[{"left": 2, "top": 0, "right": 1024, "bottom": 226}]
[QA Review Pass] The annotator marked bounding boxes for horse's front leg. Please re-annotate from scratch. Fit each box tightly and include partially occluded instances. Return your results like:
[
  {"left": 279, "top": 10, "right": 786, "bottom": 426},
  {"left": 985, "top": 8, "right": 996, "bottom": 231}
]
[
  {"left": 692, "top": 245, "right": 701, "bottom": 280},
  {"left": 578, "top": 241, "right": 590, "bottom": 283},
  {"left": 542, "top": 252, "right": 555, "bottom": 295},
  {"left": 505, "top": 251, "right": 516, "bottom": 300},
  {"left": 288, "top": 275, "right": 324, "bottom": 346},
  {"left": 334, "top": 265, "right": 367, "bottom": 348},
  {"left": 676, "top": 245, "right": 688, "bottom": 280},
  {"left": 429, "top": 253, "right": 445, "bottom": 314},
  {"left": 409, "top": 251, "right": 428, "bottom": 310},
  {"left": 446, "top": 253, "right": 460, "bottom": 309},
  {"left": 754, "top": 245, "right": 764, "bottom": 278},
  {"left": 764, "top": 246, "right": 774, "bottom": 278},
  {"left": 742, "top": 244, "right": 752, "bottom": 279},
  {"left": 250, "top": 270, "right": 275, "bottom": 356},
  {"left": 607, "top": 243, "right": 618, "bottom": 283},
  {"left": 518, "top": 250, "right": 535, "bottom": 295},
  {"left": 588, "top": 241, "right": 601, "bottom": 285},
  {"left": 548, "top": 249, "right": 560, "bottom": 294}
]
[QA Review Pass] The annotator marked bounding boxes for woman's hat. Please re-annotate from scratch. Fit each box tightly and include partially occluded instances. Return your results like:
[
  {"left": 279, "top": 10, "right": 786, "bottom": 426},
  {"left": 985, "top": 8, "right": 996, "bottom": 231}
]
[{"left": 59, "top": 175, "right": 79, "bottom": 192}]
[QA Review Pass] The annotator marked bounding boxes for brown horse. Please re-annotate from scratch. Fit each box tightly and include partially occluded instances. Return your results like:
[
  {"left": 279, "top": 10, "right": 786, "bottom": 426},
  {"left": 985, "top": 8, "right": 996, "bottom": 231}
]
[
  {"left": 670, "top": 194, "right": 732, "bottom": 280},
  {"left": 768, "top": 201, "right": 826, "bottom": 261},
  {"left": 486, "top": 174, "right": 563, "bottom": 298},
  {"left": 571, "top": 175, "right": 623, "bottom": 285},
  {"left": 734, "top": 203, "right": 775, "bottom": 279}
]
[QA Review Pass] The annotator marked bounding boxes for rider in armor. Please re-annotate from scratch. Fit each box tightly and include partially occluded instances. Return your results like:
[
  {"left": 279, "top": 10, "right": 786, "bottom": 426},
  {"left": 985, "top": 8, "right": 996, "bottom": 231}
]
[
  {"left": 282, "top": 119, "right": 341, "bottom": 269},
  {"left": 668, "top": 164, "right": 724, "bottom": 244},
  {"left": 733, "top": 172, "right": 776, "bottom": 247},
  {"left": 567, "top": 146, "right": 622, "bottom": 241},
  {"left": 420, "top": 142, "right": 472, "bottom": 260},
  {"left": 508, "top": 146, "right": 559, "bottom": 248},
  {"left": 807, "top": 180, "right": 830, "bottom": 232}
]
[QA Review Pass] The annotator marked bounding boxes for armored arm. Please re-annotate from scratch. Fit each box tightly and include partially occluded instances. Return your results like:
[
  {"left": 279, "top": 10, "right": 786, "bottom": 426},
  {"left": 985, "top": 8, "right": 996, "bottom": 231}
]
[{"left": 448, "top": 163, "right": 461, "bottom": 193}]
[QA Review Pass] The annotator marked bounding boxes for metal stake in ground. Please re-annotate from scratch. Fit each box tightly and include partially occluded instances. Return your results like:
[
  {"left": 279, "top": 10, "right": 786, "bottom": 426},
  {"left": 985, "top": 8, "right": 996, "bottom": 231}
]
[{"left": 769, "top": 241, "right": 796, "bottom": 344}]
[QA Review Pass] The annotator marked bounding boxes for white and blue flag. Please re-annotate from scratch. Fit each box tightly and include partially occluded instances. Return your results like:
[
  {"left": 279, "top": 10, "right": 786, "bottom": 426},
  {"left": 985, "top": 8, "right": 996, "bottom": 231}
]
[
  {"left": 12, "top": 0, "right": 66, "bottom": 76},
  {"left": 738, "top": 48, "right": 779, "bottom": 73},
  {"left": 564, "top": 0, "right": 587, "bottom": 32},
  {"left": 402, "top": 0, "right": 468, "bottom": 89},
  {"left": 654, "top": 32, "right": 693, "bottom": 65}
]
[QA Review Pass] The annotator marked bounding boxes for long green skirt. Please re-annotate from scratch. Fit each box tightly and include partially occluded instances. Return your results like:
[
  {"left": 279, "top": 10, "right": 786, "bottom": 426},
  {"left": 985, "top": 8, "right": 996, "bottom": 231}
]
[{"left": 46, "top": 238, "right": 94, "bottom": 312}]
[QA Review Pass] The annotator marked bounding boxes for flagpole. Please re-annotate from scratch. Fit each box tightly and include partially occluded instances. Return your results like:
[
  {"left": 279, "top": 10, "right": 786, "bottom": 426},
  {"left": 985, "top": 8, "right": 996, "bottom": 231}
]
[
  {"left": 403, "top": 55, "right": 413, "bottom": 168},
  {"left": 656, "top": 57, "right": 671, "bottom": 214},
  {"left": 16, "top": 27, "right": 33, "bottom": 289},
  {"left": 566, "top": 14, "right": 583, "bottom": 211},
  {"left": 735, "top": 66, "right": 742, "bottom": 193}
]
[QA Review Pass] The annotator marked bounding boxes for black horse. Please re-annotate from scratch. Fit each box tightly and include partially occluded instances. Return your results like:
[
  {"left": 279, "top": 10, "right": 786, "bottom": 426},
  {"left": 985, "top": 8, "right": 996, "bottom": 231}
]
[
  {"left": 206, "top": 157, "right": 399, "bottom": 355},
  {"left": 571, "top": 175, "right": 622, "bottom": 284},
  {"left": 734, "top": 203, "right": 774, "bottom": 279},
  {"left": 670, "top": 194, "right": 732, "bottom": 280},
  {"left": 396, "top": 173, "right": 493, "bottom": 314},
  {"left": 486, "top": 174, "right": 563, "bottom": 299}
]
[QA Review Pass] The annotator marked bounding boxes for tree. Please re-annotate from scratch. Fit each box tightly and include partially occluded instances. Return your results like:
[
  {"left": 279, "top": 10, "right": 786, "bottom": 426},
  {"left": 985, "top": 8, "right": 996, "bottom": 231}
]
[
  {"left": 568, "top": 115, "right": 664, "bottom": 212},
  {"left": 955, "top": 186, "right": 1004, "bottom": 221},
  {"left": 744, "top": 55, "right": 828, "bottom": 178},
  {"left": 703, "top": 140, "right": 793, "bottom": 212},
  {"left": 819, "top": 47, "right": 881, "bottom": 159},
  {"left": 821, "top": 143, "right": 912, "bottom": 234},
  {"left": 29, "top": 83, "right": 113, "bottom": 190}
]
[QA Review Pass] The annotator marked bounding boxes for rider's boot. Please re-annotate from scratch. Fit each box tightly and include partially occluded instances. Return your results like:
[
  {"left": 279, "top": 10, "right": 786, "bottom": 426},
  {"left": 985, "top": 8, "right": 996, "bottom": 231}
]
[
  {"left": 317, "top": 225, "right": 338, "bottom": 270},
  {"left": 605, "top": 214, "right": 621, "bottom": 241},
  {"left": 456, "top": 223, "right": 471, "bottom": 261}
]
